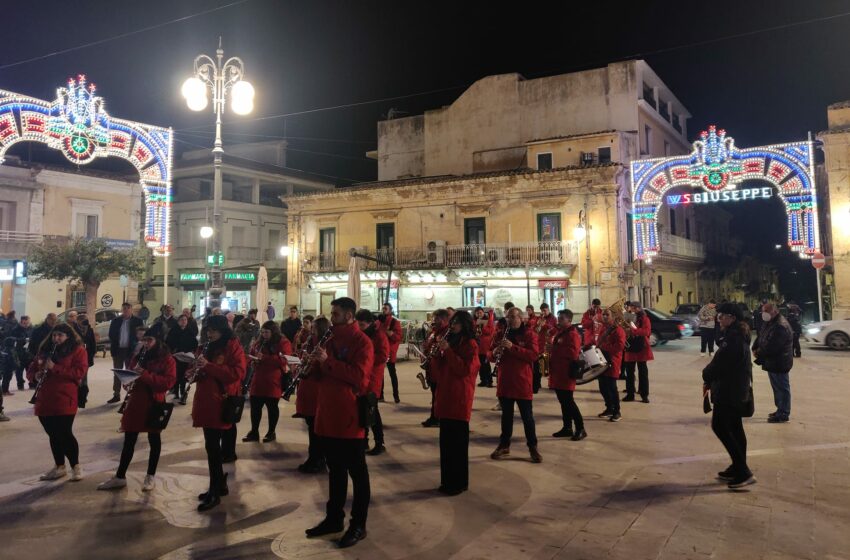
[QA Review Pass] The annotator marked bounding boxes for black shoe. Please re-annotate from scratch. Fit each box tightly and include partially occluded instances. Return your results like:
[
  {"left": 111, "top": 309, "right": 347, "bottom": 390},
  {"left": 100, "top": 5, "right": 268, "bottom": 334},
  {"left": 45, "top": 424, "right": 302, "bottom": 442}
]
[
  {"left": 622, "top": 395, "right": 635, "bottom": 402},
  {"left": 570, "top": 429, "right": 587, "bottom": 441},
  {"left": 366, "top": 444, "right": 386, "bottom": 456},
  {"left": 728, "top": 472, "right": 757, "bottom": 490},
  {"left": 477, "top": 382, "right": 488, "bottom": 387},
  {"left": 106, "top": 395, "right": 121, "bottom": 404},
  {"left": 597, "top": 409, "right": 613, "bottom": 418},
  {"left": 262, "top": 432, "right": 276, "bottom": 442},
  {"left": 297, "top": 460, "right": 324, "bottom": 474},
  {"left": 768, "top": 411, "right": 778, "bottom": 418},
  {"left": 305, "top": 518, "right": 344, "bottom": 538},
  {"left": 421, "top": 417, "right": 439, "bottom": 427},
  {"left": 717, "top": 466, "right": 736, "bottom": 481},
  {"left": 179, "top": 395, "right": 188, "bottom": 405},
  {"left": 610, "top": 412, "right": 622, "bottom": 422},
  {"left": 393, "top": 395, "right": 400, "bottom": 404},
  {"left": 485, "top": 383, "right": 494, "bottom": 388},
  {"left": 641, "top": 396, "right": 650, "bottom": 404},
  {"left": 378, "top": 396, "right": 385, "bottom": 402},
  {"left": 222, "top": 454, "right": 238, "bottom": 463},
  {"left": 197, "top": 493, "right": 221, "bottom": 511},
  {"left": 552, "top": 428, "right": 574, "bottom": 438},
  {"left": 198, "top": 473, "right": 229, "bottom": 501},
  {"left": 17, "top": 385, "right": 24, "bottom": 391},
  {"left": 338, "top": 526, "right": 367, "bottom": 548},
  {"left": 438, "top": 485, "right": 467, "bottom": 496},
  {"left": 242, "top": 431, "right": 260, "bottom": 442},
  {"left": 767, "top": 415, "right": 789, "bottom": 423}
]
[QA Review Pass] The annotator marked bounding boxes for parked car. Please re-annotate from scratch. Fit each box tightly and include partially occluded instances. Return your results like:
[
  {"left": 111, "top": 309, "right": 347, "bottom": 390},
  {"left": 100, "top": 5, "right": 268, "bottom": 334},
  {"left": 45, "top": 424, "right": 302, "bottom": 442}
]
[
  {"left": 670, "top": 303, "right": 702, "bottom": 334},
  {"left": 804, "top": 318, "right": 850, "bottom": 350},
  {"left": 644, "top": 308, "right": 691, "bottom": 346},
  {"left": 57, "top": 307, "right": 121, "bottom": 350}
]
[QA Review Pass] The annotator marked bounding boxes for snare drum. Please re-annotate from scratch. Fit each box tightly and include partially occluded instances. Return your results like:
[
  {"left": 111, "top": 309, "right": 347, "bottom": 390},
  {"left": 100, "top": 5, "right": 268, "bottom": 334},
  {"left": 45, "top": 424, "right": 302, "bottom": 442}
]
[{"left": 575, "top": 346, "right": 609, "bottom": 385}]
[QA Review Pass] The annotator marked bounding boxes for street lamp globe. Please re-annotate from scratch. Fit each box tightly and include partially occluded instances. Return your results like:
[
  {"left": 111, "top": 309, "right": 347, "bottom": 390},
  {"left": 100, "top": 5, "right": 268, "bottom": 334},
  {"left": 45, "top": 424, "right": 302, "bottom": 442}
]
[
  {"left": 200, "top": 226, "right": 214, "bottom": 239},
  {"left": 230, "top": 80, "right": 255, "bottom": 115},
  {"left": 279, "top": 245, "right": 291, "bottom": 257},
  {"left": 573, "top": 224, "right": 586, "bottom": 242},
  {"left": 182, "top": 77, "right": 208, "bottom": 111}
]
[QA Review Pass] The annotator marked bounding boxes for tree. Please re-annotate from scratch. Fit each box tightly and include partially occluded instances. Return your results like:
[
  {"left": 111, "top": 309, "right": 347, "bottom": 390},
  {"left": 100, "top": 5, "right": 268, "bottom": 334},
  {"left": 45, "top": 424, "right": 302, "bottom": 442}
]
[{"left": 28, "top": 238, "right": 147, "bottom": 317}]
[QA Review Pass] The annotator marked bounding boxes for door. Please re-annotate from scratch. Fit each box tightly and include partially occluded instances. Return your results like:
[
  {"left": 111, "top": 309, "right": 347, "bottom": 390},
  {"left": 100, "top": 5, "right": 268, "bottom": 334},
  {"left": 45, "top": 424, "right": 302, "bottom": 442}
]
[
  {"left": 543, "top": 288, "right": 567, "bottom": 314},
  {"left": 320, "top": 292, "right": 335, "bottom": 317},
  {"left": 319, "top": 228, "right": 336, "bottom": 270},
  {"left": 376, "top": 223, "right": 395, "bottom": 263},
  {"left": 464, "top": 218, "right": 486, "bottom": 265}
]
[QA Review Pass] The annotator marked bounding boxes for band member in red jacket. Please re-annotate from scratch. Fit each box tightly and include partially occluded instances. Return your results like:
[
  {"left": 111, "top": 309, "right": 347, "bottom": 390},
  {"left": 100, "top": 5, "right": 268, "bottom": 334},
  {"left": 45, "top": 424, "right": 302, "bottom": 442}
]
[
  {"left": 594, "top": 309, "right": 626, "bottom": 422},
  {"left": 432, "top": 310, "right": 479, "bottom": 495},
  {"left": 377, "top": 303, "right": 402, "bottom": 403},
  {"left": 580, "top": 298, "right": 603, "bottom": 342},
  {"left": 294, "top": 315, "right": 313, "bottom": 354},
  {"left": 623, "top": 301, "right": 654, "bottom": 403},
  {"left": 28, "top": 323, "right": 88, "bottom": 482},
  {"left": 243, "top": 321, "right": 292, "bottom": 443},
  {"left": 490, "top": 307, "right": 542, "bottom": 463},
  {"left": 296, "top": 317, "right": 330, "bottom": 473},
  {"left": 422, "top": 309, "right": 450, "bottom": 427},
  {"left": 306, "top": 297, "right": 374, "bottom": 549},
  {"left": 548, "top": 310, "right": 586, "bottom": 440},
  {"left": 98, "top": 330, "right": 176, "bottom": 491},
  {"left": 191, "top": 315, "right": 247, "bottom": 512},
  {"left": 356, "top": 309, "right": 390, "bottom": 456},
  {"left": 533, "top": 303, "right": 557, "bottom": 393},
  {"left": 474, "top": 307, "right": 495, "bottom": 387}
]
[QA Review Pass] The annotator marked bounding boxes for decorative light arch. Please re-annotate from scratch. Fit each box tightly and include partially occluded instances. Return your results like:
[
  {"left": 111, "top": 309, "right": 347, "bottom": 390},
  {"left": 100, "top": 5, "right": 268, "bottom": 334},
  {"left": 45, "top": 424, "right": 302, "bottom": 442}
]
[
  {"left": 630, "top": 125, "right": 820, "bottom": 261},
  {"left": 0, "top": 76, "right": 173, "bottom": 256}
]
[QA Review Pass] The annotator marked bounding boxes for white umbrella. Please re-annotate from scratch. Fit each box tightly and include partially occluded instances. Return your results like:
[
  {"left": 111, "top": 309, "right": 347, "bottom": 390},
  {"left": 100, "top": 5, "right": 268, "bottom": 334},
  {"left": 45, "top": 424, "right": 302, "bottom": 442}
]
[
  {"left": 347, "top": 255, "right": 361, "bottom": 308},
  {"left": 256, "top": 265, "right": 269, "bottom": 324}
]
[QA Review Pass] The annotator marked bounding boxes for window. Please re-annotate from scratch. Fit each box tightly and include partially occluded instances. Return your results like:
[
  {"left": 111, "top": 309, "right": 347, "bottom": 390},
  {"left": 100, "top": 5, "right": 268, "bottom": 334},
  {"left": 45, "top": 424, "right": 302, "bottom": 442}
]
[
  {"left": 598, "top": 147, "right": 611, "bottom": 164},
  {"left": 268, "top": 229, "right": 280, "bottom": 250},
  {"left": 659, "top": 101, "right": 670, "bottom": 121},
  {"left": 232, "top": 226, "right": 245, "bottom": 246},
  {"left": 76, "top": 214, "right": 98, "bottom": 238},
  {"left": 464, "top": 218, "right": 486, "bottom": 245},
  {"left": 644, "top": 125, "right": 652, "bottom": 154},
  {"left": 670, "top": 281, "right": 673, "bottom": 294},
  {"left": 688, "top": 291, "right": 694, "bottom": 303},
  {"left": 376, "top": 223, "right": 395, "bottom": 253},
  {"left": 626, "top": 213, "right": 634, "bottom": 262},
  {"left": 664, "top": 140, "right": 671, "bottom": 156},
  {"left": 259, "top": 184, "right": 286, "bottom": 207},
  {"left": 463, "top": 286, "right": 486, "bottom": 307},
  {"left": 672, "top": 112, "right": 682, "bottom": 133},
  {"left": 72, "top": 291, "right": 86, "bottom": 307},
  {"left": 537, "top": 213, "right": 561, "bottom": 242},
  {"left": 642, "top": 83, "right": 656, "bottom": 108},
  {"left": 319, "top": 228, "right": 336, "bottom": 270},
  {"left": 657, "top": 275, "right": 663, "bottom": 296},
  {"left": 199, "top": 180, "right": 212, "bottom": 199},
  {"left": 537, "top": 153, "right": 553, "bottom": 170},
  {"left": 669, "top": 208, "right": 677, "bottom": 236}
]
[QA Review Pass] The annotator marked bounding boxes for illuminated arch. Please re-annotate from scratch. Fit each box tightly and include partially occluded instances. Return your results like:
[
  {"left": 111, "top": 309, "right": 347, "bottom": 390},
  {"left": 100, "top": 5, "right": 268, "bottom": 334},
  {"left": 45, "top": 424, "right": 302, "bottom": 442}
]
[
  {"left": 0, "top": 76, "right": 173, "bottom": 256},
  {"left": 630, "top": 126, "right": 819, "bottom": 261}
]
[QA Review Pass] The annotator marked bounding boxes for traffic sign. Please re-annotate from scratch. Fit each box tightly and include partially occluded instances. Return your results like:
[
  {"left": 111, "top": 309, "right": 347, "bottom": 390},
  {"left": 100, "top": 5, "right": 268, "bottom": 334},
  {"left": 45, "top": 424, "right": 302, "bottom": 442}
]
[{"left": 812, "top": 252, "right": 826, "bottom": 270}]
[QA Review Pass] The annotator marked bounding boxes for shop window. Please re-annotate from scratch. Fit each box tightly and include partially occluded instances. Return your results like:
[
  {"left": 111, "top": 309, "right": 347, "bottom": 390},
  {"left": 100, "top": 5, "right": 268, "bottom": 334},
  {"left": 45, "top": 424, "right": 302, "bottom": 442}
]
[
  {"left": 669, "top": 208, "right": 677, "bottom": 236},
  {"left": 463, "top": 286, "right": 486, "bottom": 307}
]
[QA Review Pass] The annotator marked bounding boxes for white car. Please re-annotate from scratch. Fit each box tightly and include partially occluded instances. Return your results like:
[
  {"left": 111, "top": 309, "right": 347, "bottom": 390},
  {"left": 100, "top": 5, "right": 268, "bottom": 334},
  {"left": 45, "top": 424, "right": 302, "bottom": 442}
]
[{"left": 804, "top": 319, "right": 850, "bottom": 350}]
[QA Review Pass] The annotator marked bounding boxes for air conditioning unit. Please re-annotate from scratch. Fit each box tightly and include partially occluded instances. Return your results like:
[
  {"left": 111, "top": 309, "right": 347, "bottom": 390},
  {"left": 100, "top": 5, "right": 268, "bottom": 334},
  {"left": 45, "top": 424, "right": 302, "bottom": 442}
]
[
  {"left": 486, "top": 247, "right": 506, "bottom": 263},
  {"left": 427, "top": 240, "right": 446, "bottom": 265},
  {"left": 580, "top": 152, "right": 596, "bottom": 165}
]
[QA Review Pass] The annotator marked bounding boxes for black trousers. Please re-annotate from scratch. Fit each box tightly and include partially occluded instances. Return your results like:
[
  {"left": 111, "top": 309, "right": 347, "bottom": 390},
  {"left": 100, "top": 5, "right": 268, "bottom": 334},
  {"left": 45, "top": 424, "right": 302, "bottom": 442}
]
[
  {"left": 304, "top": 416, "right": 325, "bottom": 466},
  {"left": 111, "top": 348, "right": 131, "bottom": 396},
  {"left": 384, "top": 362, "right": 399, "bottom": 400},
  {"left": 321, "top": 436, "right": 370, "bottom": 528},
  {"left": 365, "top": 403, "right": 384, "bottom": 446},
  {"left": 427, "top": 380, "right": 438, "bottom": 420},
  {"left": 38, "top": 415, "right": 79, "bottom": 466},
  {"left": 222, "top": 424, "right": 237, "bottom": 457},
  {"left": 478, "top": 354, "right": 493, "bottom": 385},
  {"left": 532, "top": 361, "right": 542, "bottom": 394},
  {"left": 700, "top": 328, "right": 716, "bottom": 353},
  {"left": 202, "top": 427, "right": 226, "bottom": 491},
  {"left": 554, "top": 389, "right": 584, "bottom": 431},
  {"left": 439, "top": 418, "right": 469, "bottom": 491},
  {"left": 597, "top": 376, "right": 620, "bottom": 413},
  {"left": 116, "top": 431, "right": 162, "bottom": 478},
  {"left": 249, "top": 396, "right": 280, "bottom": 435},
  {"left": 173, "top": 362, "right": 188, "bottom": 397},
  {"left": 711, "top": 405, "right": 750, "bottom": 476},
  {"left": 498, "top": 397, "right": 537, "bottom": 447},
  {"left": 1, "top": 367, "right": 13, "bottom": 393},
  {"left": 792, "top": 333, "right": 802, "bottom": 357},
  {"left": 624, "top": 361, "right": 649, "bottom": 398}
]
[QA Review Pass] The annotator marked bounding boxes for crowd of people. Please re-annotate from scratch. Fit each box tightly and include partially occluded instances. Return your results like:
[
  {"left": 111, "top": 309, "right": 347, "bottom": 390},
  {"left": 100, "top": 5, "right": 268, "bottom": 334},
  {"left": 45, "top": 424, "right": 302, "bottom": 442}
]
[{"left": 0, "top": 293, "right": 799, "bottom": 547}]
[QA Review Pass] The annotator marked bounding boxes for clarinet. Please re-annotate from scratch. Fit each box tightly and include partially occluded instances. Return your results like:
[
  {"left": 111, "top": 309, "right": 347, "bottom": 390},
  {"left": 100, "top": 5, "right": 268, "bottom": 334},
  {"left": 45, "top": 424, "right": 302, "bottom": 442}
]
[
  {"left": 186, "top": 341, "right": 210, "bottom": 388},
  {"left": 491, "top": 326, "right": 513, "bottom": 379},
  {"left": 29, "top": 344, "right": 56, "bottom": 405},
  {"left": 283, "top": 329, "right": 332, "bottom": 401},
  {"left": 118, "top": 345, "right": 147, "bottom": 414}
]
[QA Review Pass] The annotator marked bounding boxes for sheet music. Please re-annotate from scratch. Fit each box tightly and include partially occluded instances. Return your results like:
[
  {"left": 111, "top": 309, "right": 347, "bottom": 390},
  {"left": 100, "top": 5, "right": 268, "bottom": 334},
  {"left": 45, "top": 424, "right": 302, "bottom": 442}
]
[{"left": 111, "top": 369, "right": 141, "bottom": 385}]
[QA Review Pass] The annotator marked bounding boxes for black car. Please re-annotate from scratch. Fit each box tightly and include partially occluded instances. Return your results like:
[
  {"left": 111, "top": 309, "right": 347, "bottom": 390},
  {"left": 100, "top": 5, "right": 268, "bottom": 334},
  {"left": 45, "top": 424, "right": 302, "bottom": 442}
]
[{"left": 644, "top": 309, "right": 689, "bottom": 346}]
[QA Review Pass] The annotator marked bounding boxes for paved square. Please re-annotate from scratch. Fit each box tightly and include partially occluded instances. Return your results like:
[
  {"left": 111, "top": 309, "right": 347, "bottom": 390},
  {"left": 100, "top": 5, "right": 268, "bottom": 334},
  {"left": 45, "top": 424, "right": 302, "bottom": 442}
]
[{"left": 1, "top": 338, "right": 848, "bottom": 559}]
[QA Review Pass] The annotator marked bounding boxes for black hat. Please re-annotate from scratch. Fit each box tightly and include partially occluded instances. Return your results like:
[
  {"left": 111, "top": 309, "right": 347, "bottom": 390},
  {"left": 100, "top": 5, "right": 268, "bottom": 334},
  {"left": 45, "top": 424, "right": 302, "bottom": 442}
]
[
  {"left": 142, "top": 327, "right": 160, "bottom": 339},
  {"left": 206, "top": 314, "right": 230, "bottom": 332},
  {"left": 716, "top": 302, "right": 743, "bottom": 321}
]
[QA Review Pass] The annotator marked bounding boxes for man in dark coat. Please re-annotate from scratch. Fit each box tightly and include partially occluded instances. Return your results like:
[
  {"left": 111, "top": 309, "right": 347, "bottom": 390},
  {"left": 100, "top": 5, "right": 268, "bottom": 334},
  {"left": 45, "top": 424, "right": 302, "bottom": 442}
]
[
  {"left": 108, "top": 303, "right": 144, "bottom": 403},
  {"left": 752, "top": 302, "right": 793, "bottom": 423},
  {"left": 281, "top": 306, "right": 302, "bottom": 343},
  {"left": 10, "top": 315, "right": 33, "bottom": 391}
]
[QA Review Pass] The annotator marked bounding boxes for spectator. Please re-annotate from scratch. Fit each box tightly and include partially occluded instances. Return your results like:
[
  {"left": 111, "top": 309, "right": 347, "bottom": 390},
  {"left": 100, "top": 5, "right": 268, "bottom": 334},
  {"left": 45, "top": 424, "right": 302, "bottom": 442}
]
[
  {"left": 786, "top": 302, "right": 803, "bottom": 358},
  {"left": 10, "top": 315, "right": 33, "bottom": 391},
  {"left": 698, "top": 300, "right": 718, "bottom": 356},
  {"left": 281, "top": 306, "right": 302, "bottom": 343},
  {"left": 235, "top": 309, "right": 260, "bottom": 354},
  {"left": 149, "top": 304, "right": 178, "bottom": 340},
  {"left": 266, "top": 301, "right": 276, "bottom": 321},
  {"left": 107, "top": 303, "right": 144, "bottom": 404},
  {"left": 1, "top": 337, "right": 20, "bottom": 396},
  {"left": 181, "top": 308, "right": 199, "bottom": 339},
  {"left": 752, "top": 302, "right": 794, "bottom": 423},
  {"left": 72, "top": 313, "right": 97, "bottom": 408}
]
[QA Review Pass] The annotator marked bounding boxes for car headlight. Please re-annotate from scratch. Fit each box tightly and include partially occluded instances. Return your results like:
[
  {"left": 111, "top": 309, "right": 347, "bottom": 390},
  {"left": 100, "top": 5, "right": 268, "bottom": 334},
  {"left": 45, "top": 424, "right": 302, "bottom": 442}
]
[{"left": 806, "top": 327, "right": 822, "bottom": 335}]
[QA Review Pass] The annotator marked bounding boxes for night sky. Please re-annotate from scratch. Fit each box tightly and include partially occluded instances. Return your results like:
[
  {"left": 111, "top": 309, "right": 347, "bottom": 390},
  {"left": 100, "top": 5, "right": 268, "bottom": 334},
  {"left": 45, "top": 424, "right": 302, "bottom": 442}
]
[{"left": 3, "top": 0, "right": 846, "bottom": 303}]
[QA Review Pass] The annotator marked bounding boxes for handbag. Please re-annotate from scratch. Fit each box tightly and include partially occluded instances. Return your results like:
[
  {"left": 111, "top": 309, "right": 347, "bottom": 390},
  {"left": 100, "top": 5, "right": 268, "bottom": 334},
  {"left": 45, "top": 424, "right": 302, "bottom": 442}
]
[
  {"left": 215, "top": 377, "right": 245, "bottom": 424},
  {"left": 147, "top": 401, "right": 175, "bottom": 430}
]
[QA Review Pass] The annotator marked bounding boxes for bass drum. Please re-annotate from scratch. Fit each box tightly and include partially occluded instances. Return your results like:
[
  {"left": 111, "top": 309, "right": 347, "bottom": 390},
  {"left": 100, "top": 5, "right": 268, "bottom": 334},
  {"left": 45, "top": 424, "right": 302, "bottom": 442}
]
[{"left": 575, "top": 346, "right": 609, "bottom": 385}]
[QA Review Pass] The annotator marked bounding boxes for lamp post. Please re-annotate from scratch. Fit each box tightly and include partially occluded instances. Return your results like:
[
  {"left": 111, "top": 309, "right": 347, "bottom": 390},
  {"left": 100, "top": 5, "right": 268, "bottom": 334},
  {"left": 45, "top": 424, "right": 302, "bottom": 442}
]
[
  {"left": 574, "top": 199, "right": 592, "bottom": 309},
  {"left": 182, "top": 39, "right": 255, "bottom": 310}
]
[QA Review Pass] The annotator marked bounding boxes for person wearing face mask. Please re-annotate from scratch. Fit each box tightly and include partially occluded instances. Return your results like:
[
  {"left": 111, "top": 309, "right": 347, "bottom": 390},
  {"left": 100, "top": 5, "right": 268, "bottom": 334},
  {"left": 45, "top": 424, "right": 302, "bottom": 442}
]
[{"left": 752, "top": 302, "right": 793, "bottom": 423}]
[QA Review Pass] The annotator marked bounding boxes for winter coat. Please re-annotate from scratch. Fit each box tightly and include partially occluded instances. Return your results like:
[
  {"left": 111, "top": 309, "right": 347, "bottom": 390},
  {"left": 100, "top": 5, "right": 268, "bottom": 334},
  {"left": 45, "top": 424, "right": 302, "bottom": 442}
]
[
  {"left": 379, "top": 315, "right": 403, "bottom": 364},
  {"left": 697, "top": 305, "right": 717, "bottom": 330},
  {"left": 625, "top": 313, "right": 654, "bottom": 362},
  {"left": 703, "top": 322, "right": 752, "bottom": 410},
  {"left": 191, "top": 337, "right": 246, "bottom": 430},
  {"left": 73, "top": 324, "right": 97, "bottom": 367},
  {"left": 597, "top": 325, "right": 626, "bottom": 379},
  {"left": 476, "top": 313, "right": 495, "bottom": 359},
  {"left": 534, "top": 313, "right": 557, "bottom": 354},
  {"left": 27, "top": 345, "right": 87, "bottom": 416},
  {"left": 432, "top": 337, "right": 479, "bottom": 421},
  {"left": 548, "top": 325, "right": 581, "bottom": 391},
  {"left": 752, "top": 314, "right": 794, "bottom": 374},
  {"left": 235, "top": 318, "right": 260, "bottom": 353},
  {"left": 364, "top": 323, "right": 390, "bottom": 396},
  {"left": 109, "top": 315, "right": 144, "bottom": 355},
  {"left": 28, "top": 322, "right": 53, "bottom": 358},
  {"left": 121, "top": 351, "right": 176, "bottom": 433},
  {"left": 493, "top": 324, "right": 538, "bottom": 400},
  {"left": 248, "top": 337, "right": 292, "bottom": 399},
  {"left": 314, "top": 322, "right": 373, "bottom": 439}
]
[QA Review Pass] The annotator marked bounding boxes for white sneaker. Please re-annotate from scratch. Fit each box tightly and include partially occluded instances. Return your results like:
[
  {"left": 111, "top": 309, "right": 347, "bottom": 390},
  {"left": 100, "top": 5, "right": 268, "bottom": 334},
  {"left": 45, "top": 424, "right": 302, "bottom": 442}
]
[
  {"left": 142, "top": 474, "right": 155, "bottom": 492},
  {"left": 700, "top": 352, "right": 706, "bottom": 356},
  {"left": 40, "top": 465, "right": 67, "bottom": 481},
  {"left": 97, "top": 477, "right": 127, "bottom": 490},
  {"left": 70, "top": 464, "right": 83, "bottom": 482}
]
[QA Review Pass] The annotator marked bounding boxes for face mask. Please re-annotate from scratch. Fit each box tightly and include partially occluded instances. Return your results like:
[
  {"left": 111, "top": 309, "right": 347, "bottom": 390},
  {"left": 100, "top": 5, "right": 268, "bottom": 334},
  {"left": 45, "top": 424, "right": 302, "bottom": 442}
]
[{"left": 761, "top": 312, "right": 772, "bottom": 323}]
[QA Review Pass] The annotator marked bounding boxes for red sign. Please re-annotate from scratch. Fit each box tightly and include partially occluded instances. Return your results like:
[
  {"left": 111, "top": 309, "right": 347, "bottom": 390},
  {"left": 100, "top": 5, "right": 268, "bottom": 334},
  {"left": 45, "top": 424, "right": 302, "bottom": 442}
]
[
  {"left": 812, "top": 252, "right": 826, "bottom": 270},
  {"left": 377, "top": 280, "right": 400, "bottom": 289},
  {"left": 538, "top": 280, "right": 569, "bottom": 289}
]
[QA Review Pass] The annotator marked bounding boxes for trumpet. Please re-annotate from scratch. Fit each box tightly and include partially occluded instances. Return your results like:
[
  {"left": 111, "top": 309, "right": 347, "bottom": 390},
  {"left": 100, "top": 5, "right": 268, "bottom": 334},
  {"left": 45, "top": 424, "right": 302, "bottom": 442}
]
[
  {"left": 491, "top": 326, "right": 512, "bottom": 379},
  {"left": 29, "top": 344, "right": 56, "bottom": 405},
  {"left": 283, "top": 329, "right": 332, "bottom": 401}
]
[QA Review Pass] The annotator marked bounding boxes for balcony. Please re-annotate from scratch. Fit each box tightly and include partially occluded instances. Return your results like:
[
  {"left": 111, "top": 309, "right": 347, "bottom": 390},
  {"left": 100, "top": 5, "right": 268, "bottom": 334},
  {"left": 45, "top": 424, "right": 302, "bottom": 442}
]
[
  {"left": 659, "top": 233, "right": 705, "bottom": 261},
  {"left": 303, "top": 240, "right": 579, "bottom": 273},
  {"left": 0, "top": 230, "right": 43, "bottom": 259}
]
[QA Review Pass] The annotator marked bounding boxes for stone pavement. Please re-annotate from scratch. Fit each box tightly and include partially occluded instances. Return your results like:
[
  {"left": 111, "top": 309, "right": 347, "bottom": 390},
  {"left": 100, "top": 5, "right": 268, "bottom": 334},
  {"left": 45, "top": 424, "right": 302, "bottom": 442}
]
[{"left": 1, "top": 337, "right": 849, "bottom": 560}]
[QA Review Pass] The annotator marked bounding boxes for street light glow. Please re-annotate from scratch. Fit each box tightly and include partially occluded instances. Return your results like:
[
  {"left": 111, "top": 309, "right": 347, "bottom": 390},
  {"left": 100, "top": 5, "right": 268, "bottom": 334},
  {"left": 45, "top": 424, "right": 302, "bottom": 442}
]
[
  {"left": 182, "top": 77, "right": 208, "bottom": 111},
  {"left": 573, "top": 224, "right": 586, "bottom": 241},
  {"left": 200, "top": 226, "right": 214, "bottom": 239},
  {"left": 230, "top": 80, "right": 255, "bottom": 115},
  {"left": 279, "top": 245, "right": 290, "bottom": 257}
]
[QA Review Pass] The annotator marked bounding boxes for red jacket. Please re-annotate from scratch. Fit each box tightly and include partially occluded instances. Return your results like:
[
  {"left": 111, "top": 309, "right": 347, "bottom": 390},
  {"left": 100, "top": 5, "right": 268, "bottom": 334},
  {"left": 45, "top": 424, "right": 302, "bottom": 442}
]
[
  {"left": 493, "top": 325, "right": 539, "bottom": 400},
  {"left": 249, "top": 337, "right": 292, "bottom": 399},
  {"left": 380, "top": 315, "right": 402, "bottom": 364},
  {"left": 295, "top": 335, "right": 321, "bottom": 417},
  {"left": 28, "top": 345, "right": 88, "bottom": 417},
  {"left": 314, "top": 322, "right": 374, "bottom": 439},
  {"left": 535, "top": 313, "right": 557, "bottom": 353},
  {"left": 548, "top": 325, "right": 581, "bottom": 391},
  {"left": 580, "top": 307, "right": 602, "bottom": 332},
  {"left": 423, "top": 323, "right": 449, "bottom": 380},
  {"left": 624, "top": 313, "right": 654, "bottom": 363},
  {"left": 597, "top": 325, "right": 626, "bottom": 379},
  {"left": 365, "top": 323, "right": 389, "bottom": 396},
  {"left": 294, "top": 327, "right": 310, "bottom": 354},
  {"left": 476, "top": 313, "right": 495, "bottom": 359},
  {"left": 191, "top": 337, "right": 247, "bottom": 430},
  {"left": 121, "top": 351, "right": 176, "bottom": 433},
  {"left": 433, "top": 337, "right": 479, "bottom": 421}
]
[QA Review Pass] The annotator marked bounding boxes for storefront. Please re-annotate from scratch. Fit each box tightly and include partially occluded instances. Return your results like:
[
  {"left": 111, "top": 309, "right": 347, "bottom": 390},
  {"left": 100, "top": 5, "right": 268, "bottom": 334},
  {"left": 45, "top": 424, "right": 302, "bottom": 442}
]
[{"left": 177, "top": 270, "right": 285, "bottom": 314}]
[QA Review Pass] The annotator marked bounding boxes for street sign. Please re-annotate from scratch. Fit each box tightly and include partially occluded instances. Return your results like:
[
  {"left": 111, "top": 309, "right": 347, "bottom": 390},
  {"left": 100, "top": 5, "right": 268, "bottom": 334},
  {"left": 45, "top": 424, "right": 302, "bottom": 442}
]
[
  {"left": 812, "top": 252, "right": 826, "bottom": 270},
  {"left": 101, "top": 294, "right": 114, "bottom": 307}
]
